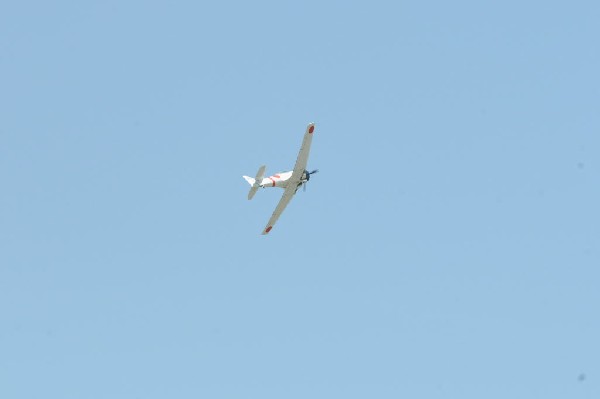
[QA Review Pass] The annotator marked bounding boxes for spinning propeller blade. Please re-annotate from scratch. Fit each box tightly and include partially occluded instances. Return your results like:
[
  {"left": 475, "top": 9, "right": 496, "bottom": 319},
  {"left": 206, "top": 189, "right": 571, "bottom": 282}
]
[{"left": 302, "top": 169, "right": 319, "bottom": 193}]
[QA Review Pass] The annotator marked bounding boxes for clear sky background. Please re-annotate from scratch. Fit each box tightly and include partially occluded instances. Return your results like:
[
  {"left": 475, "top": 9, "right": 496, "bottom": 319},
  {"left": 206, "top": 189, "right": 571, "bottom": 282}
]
[{"left": 1, "top": 1, "right": 599, "bottom": 398}]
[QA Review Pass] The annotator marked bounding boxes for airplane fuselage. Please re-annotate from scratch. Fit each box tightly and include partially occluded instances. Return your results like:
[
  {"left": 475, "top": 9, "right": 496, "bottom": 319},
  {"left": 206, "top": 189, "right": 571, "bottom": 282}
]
[
  {"left": 258, "top": 171, "right": 293, "bottom": 188},
  {"left": 258, "top": 170, "right": 311, "bottom": 189}
]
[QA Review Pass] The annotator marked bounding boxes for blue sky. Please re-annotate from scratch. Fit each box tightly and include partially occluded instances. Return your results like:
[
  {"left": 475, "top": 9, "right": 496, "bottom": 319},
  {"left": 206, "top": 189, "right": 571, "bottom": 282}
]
[{"left": 1, "top": 1, "right": 599, "bottom": 398}]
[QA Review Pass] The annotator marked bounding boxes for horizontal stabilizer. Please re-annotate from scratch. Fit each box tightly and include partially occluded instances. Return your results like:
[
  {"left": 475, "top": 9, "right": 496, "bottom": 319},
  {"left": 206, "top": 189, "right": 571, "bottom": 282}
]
[{"left": 246, "top": 165, "right": 266, "bottom": 200}]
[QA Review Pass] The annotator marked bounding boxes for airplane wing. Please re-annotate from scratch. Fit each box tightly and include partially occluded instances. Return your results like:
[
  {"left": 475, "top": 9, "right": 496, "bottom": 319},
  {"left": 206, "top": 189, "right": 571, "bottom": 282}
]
[
  {"left": 289, "top": 123, "right": 316, "bottom": 183},
  {"left": 261, "top": 123, "right": 315, "bottom": 235},
  {"left": 262, "top": 184, "right": 296, "bottom": 235}
]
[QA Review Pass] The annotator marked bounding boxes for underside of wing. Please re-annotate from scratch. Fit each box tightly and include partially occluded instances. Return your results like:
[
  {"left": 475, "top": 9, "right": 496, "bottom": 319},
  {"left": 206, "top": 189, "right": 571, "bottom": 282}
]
[
  {"left": 290, "top": 123, "right": 315, "bottom": 182},
  {"left": 262, "top": 185, "right": 296, "bottom": 235}
]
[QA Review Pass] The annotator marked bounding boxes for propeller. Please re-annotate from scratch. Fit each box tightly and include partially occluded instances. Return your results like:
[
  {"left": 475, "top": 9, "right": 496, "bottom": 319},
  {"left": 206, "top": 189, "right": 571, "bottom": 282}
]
[{"left": 303, "top": 169, "right": 319, "bottom": 192}]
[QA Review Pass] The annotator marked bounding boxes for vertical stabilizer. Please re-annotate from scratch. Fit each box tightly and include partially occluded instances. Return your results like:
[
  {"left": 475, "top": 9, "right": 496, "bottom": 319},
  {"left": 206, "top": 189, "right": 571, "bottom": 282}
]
[{"left": 243, "top": 176, "right": 255, "bottom": 186}]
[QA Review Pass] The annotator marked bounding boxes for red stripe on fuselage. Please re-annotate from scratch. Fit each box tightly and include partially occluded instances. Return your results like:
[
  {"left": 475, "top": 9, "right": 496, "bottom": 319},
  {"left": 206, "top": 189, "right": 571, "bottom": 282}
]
[{"left": 268, "top": 177, "right": 276, "bottom": 187}]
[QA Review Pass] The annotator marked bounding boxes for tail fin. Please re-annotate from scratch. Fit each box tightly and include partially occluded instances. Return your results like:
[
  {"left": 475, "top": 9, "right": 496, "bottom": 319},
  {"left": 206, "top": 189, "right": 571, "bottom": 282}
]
[
  {"left": 243, "top": 176, "right": 255, "bottom": 186},
  {"left": 243, "top": 165, "right": 266, "bottom": 200}
]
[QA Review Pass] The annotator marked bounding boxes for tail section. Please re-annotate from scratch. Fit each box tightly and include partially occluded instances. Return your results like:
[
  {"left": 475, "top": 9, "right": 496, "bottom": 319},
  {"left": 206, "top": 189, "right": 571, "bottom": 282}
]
[
  {"left": 243, "top": 176, "right": 255, "bottom": 186},
  {"left": 243, "top": 165, "right": 266, "bottom": 200}
]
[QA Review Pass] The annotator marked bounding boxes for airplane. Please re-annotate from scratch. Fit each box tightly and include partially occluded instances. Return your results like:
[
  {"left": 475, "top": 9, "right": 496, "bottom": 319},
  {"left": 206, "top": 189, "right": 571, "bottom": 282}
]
[{"left": 243, "top": 122, "right": 318, "bottom": 235}]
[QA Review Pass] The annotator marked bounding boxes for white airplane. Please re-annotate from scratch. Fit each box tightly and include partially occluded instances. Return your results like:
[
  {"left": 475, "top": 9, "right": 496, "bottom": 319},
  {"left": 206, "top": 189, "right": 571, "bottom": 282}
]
[{"left": 243, "top": 122, "right": 318, "bottom": 235}]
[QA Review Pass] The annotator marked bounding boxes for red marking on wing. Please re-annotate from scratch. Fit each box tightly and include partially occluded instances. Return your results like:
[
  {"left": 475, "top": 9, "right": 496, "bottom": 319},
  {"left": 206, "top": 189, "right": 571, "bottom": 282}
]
[
  {"left": 265, "top": 226, "right": 272, "bottom": 233},
  {"left": 308, "top": 125, "right": 315, "bottom": 134}
]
